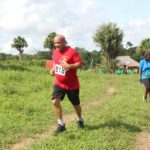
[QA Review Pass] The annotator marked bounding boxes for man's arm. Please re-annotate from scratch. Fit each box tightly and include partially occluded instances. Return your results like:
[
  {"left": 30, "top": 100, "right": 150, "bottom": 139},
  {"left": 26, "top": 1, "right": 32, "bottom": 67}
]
[
  {"left": 50, "top": 63, "right": 55, "bottom": 76},
  {"left": 61, "top": 62, "right": 82, "bottom": 70}
]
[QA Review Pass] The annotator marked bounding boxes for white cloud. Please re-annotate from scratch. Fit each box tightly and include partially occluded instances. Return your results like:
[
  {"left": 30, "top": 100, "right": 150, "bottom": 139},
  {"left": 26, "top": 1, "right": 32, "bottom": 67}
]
[
  {"left": 129, "top": 19, "right": 150, "bottom": 27},
  {"left": 123, "top": 18, "right": 150, "bottom": 46},
  {"left": 0, "top": 0, "right": 27, "bottom": 31},
  {"left": 0, "top": 0, "right": 150, "bottom": 54},
  {"left": 0, "top": 0, "right": 104, "bottom": 54}
]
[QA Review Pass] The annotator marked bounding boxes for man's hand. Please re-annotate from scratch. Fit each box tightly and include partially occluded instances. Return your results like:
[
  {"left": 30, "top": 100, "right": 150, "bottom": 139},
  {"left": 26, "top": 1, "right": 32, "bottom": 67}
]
[
  {"left": 60, "top": 62, "right": 70, "bottom": 70},
  {"left": 50, "top": 69, "right": 55, "bottom": 76},
  {"left": 60, "top": 62, "right": 81, "bottom": 70}
]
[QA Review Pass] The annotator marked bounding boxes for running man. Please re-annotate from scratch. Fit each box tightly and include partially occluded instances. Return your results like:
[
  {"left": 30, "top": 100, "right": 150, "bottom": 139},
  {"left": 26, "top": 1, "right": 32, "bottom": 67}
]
[{"left": 50, "top": 34, "right": 84, "bottom": 134}]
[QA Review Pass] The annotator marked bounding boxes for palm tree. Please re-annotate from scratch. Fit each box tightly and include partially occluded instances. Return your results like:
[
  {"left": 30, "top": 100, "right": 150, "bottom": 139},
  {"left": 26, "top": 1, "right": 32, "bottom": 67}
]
[
  {"left": 136, "top": 38, "right": 150, "bottom": 57},
  {"left": 11, "top": 36, "right": 28, "bottom": 62},
  {"left": 44, "top": 32, "right": 56, "bottom": 50},
  {"left": 93, "top": 22, "right": 123, "bottom": 72},
  {"left": 126, "top": 41, "right": 133, "bottom": 49}
]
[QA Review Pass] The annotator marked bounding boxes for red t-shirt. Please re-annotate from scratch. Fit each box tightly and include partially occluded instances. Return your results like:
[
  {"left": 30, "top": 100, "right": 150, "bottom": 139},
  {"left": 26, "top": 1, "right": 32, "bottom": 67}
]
[{"left": 53, "top": 47, "right": 82, "bottom": 90}]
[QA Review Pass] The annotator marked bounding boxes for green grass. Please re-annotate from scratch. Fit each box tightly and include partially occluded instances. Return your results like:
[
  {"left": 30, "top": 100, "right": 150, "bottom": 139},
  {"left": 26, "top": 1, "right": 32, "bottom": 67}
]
[
  {"left": 29, "top": 74, "right": 150, "bottom": 150},
  {"left": 0, "top": 64, "right": 150, "bottom": 150}
]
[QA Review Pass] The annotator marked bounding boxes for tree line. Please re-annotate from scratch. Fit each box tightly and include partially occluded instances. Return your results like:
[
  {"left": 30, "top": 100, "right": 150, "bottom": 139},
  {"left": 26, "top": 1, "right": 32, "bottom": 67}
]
[{"left": 1, "top": 22, "right": 150, "bottom": 70}]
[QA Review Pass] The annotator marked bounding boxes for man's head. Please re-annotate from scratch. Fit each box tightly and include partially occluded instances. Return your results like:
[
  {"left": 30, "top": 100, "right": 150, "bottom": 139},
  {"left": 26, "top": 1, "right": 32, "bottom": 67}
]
[{"left": 53, "top": 35, "right": 67, "bottom": 51}]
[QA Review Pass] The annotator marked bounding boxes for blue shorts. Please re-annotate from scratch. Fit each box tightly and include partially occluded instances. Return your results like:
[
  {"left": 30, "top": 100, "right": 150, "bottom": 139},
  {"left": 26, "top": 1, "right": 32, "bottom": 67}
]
[{"left": 51, "top": 85, "right": 80, "bottom": 106}]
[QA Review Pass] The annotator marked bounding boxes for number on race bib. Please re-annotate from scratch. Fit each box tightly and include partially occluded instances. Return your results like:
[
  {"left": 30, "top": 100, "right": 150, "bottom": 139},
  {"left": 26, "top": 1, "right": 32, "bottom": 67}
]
[{"left": 55, "top": 64, "right": 66, "bottom": 76}]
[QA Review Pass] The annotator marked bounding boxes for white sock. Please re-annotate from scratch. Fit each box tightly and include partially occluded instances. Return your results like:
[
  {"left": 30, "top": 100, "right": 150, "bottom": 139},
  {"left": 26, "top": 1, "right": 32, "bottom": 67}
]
[
  {"left": 78, "top": 117, "right": 83, "bottom": 121},
  {"left": 57, "top": 119, "right": 65, "bottom": 126}
]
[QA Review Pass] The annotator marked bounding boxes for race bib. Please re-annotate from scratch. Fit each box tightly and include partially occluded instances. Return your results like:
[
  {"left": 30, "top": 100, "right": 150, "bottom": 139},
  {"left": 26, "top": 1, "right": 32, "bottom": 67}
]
[{"left": 55, "top": 64, "right": 66, "bottom": 76}]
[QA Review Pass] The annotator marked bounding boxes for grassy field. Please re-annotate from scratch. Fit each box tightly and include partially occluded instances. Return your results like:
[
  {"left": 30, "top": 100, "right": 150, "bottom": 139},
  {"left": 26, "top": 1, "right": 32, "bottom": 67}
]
[{"left": 0, "top": 63, "right": 150, "bottom": 150}]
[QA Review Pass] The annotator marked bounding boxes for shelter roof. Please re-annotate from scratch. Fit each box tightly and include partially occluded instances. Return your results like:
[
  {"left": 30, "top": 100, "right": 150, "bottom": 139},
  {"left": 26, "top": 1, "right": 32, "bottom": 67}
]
[{"left": 116, "top": 56, "right": 139, "bottom": 67}]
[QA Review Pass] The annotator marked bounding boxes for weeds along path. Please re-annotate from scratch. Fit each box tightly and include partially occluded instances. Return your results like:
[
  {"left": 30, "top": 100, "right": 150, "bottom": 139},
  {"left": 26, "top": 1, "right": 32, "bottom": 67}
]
[
  {"left": 8, "top": 86, "right": 117, "bottom": 150},
  {"left": 135, "top": 132, "right": 150, "bottom": 150}
]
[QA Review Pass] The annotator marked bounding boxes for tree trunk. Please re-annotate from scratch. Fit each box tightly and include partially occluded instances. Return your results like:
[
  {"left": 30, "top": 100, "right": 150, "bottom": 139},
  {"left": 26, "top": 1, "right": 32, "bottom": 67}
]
[
  {"left": 90, "top": 58, "right": 93, "bottom": 69},
  {"left": 106, "top": 53, "right": 111, "bottom": 73},
  {"left": 18, "top": 53, "right": 22, "bottom": 62}
]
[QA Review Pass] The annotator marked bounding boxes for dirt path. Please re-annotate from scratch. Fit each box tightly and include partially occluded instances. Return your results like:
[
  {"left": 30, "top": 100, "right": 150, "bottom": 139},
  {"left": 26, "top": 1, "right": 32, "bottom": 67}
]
[
  {"left": 8, "top": 86, "right": 116, "bottom": 150},
  {"left": 135, "top": 132, "right": 150, "bottom": 150}
]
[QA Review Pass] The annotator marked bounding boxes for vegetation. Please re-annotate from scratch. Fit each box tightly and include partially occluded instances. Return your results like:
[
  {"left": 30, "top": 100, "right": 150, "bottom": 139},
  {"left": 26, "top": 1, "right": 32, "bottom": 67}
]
[
  {"left": 0, "top": 63, "right": 150, "bottom": 150},
  {"left": 0, "top": 50, "right": 101, "bottom": 70},
  {"left": 75, "top": 47, "right": 101, "bottom": 69},
  {"left": 136, "top": 38, "right": 150, "bottom": 57},
  {"left": 2, "top": 22, "right": 149, "bottom": 71},
  {"left": 44, "top": 32, "right": 56, "bottom": 50},
  {"left": 1, "top": 21, "right": 150, "bottom": 150},
  {"left": 11, "top": 36, "right": 28, "bottom": 62},
  {"left": 125, "top": 41, "right": 133, "bottom": 49},
  {"left": 93, "top": 22, "right": 124, "bottom": 72}
]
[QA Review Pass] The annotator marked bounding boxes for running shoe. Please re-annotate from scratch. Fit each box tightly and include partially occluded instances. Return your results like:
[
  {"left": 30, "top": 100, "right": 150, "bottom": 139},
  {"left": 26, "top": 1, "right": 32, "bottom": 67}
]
[
  {"left": 77, "top": 120, "right": 84, "bottom": 128},
  {"left": 54, "top": 124, "right": 66, "bottom": 135},
  {"left": 143, "top": 95, "right": 147, "bottom": 102}
]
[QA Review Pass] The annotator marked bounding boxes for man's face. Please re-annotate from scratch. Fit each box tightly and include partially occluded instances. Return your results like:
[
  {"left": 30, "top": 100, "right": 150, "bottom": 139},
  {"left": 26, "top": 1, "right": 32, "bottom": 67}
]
[{"left": 54, "top": 37, "right": 65, "bottom": 51}]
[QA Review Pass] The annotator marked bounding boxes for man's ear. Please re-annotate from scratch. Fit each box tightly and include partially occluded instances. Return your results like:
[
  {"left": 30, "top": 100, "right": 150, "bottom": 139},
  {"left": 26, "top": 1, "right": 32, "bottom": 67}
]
[{"left": 64, "top": 39, "right": 67, "bottom": 44}]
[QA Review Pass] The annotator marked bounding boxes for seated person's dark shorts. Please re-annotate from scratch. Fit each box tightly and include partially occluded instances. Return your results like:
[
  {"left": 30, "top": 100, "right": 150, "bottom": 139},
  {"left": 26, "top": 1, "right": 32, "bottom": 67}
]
[{"left": 51, "top": 85, "right": 80, "bottom": 106}]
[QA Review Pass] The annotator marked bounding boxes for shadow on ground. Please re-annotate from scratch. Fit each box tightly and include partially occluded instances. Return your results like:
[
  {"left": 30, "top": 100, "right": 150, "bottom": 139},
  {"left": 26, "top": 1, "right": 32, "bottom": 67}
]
[{"left": 84, "top": 119, "right": 141, "bottom": 132}]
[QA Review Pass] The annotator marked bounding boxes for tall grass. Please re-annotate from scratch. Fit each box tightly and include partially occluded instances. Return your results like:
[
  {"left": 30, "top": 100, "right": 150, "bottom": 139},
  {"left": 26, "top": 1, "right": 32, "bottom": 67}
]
[
  {"left": 0, "top": 64, "right": 53, "bottom": 149},
  {"left": 0, "top": 63, "right": 150, "bottom": 150},
  {"left": 0, "top": 64, "right": 109, "bottom": 150},
  {"left": 29, "top": 74, "right": 150, "bottom": 150}
]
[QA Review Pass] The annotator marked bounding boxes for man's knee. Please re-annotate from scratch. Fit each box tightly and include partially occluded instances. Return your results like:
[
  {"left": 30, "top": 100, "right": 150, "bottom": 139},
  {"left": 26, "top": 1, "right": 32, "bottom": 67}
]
[
  {"left": 52, "top": 99, "right": 61, "bottom": 107},
  {"left": 74, "top": 104, "right": 81, "bottom": 111}
]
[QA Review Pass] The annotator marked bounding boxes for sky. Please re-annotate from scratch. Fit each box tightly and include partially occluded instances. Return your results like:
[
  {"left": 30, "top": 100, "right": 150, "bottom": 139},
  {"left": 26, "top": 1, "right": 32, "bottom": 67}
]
[{"left": 0, "top": 0, "right": 150, "bottom": 54}]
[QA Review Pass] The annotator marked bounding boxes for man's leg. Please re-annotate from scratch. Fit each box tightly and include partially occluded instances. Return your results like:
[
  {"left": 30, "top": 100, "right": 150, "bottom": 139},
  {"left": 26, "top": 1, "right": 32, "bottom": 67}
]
[
  {"left": 74, "top": 104, "right": 82, "bottom": 118},
  {"left": 52, "top": 98, "right": 66, "bottom": 134},
  {"left": 52, "top": 98, "right": 62, "bottom": 120},
  {"left": 74, "top": 104, "right": 84, "bottom": 128},
  {"left": 67, "top": 89, "right": 84, "bottom": 128}
]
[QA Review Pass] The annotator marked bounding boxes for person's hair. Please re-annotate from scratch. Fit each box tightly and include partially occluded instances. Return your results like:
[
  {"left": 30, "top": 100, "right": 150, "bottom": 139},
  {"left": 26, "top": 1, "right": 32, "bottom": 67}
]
[{"left": 144, "top": 51, "right": 150, "bottom": 60}]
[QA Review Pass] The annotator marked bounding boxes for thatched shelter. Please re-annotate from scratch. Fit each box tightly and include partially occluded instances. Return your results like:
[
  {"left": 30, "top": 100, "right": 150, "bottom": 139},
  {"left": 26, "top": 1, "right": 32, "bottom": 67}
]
[{"left": 116, "top": 56, "right": 139, "bottom": 69}]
